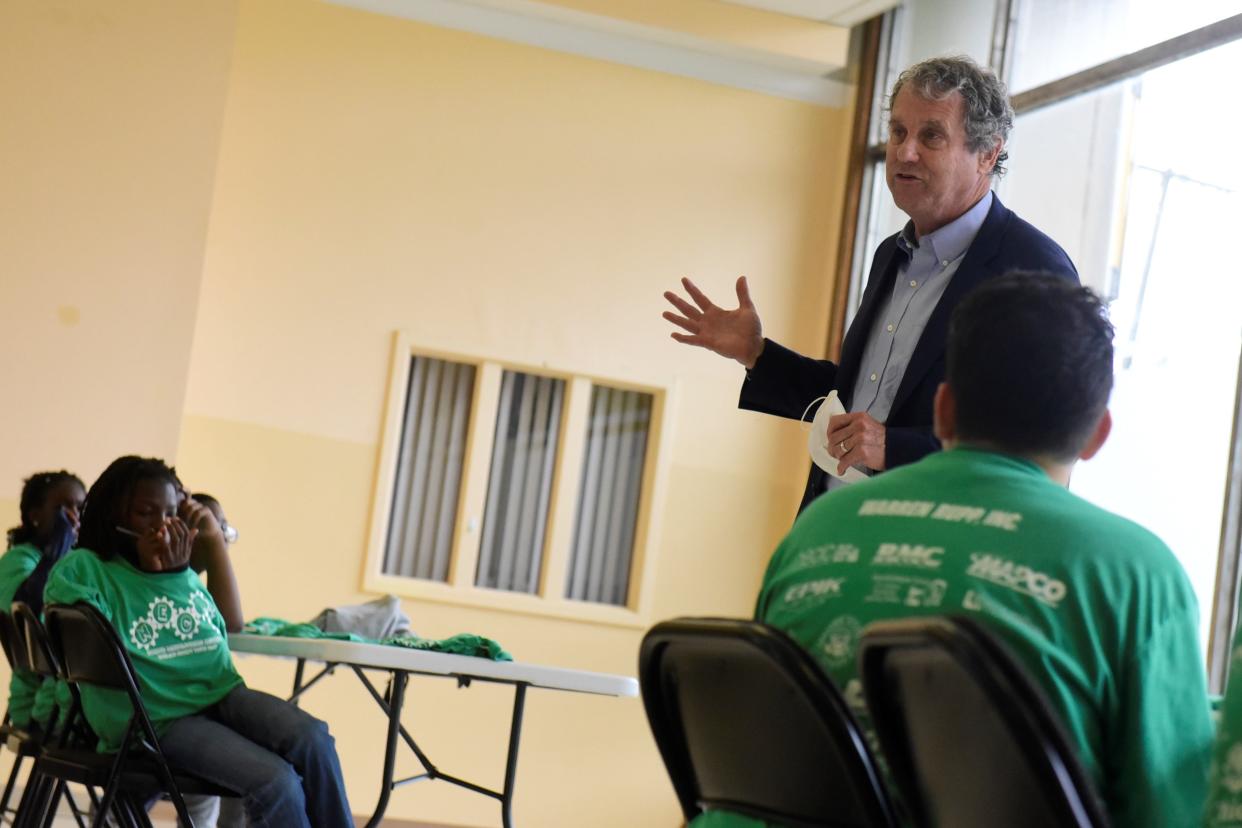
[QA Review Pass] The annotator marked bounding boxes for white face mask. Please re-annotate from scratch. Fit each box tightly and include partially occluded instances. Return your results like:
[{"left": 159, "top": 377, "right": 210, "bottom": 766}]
[{"left": 803, "top": 390, "right": 869, "bottom": 484}]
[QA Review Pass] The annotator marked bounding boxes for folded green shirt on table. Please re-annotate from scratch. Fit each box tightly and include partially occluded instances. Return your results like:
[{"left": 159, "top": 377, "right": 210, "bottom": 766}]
[{"left": 242, "top": 617, "right": 512, "bottom": 661}]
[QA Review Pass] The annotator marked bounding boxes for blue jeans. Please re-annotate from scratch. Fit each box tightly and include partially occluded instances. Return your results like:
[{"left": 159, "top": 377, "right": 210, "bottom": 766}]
[{"left": 159, "top": 685, "right": 353, "bottom": 828}]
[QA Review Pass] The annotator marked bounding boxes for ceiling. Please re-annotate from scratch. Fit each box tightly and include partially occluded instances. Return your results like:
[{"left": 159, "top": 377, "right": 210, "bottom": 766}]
[
  {"left": 326, "top": 0, "right": 900, "bottom": 105},
  {"left": 722, "top": 0, "right": 901, "bottom": 26}
]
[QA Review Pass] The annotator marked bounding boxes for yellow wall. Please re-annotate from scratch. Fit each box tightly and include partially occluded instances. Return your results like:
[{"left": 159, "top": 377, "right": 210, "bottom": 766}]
[
  {"left": 1, "top": 0, "right": 851, "bottom": 824},
  {"left": 0, "top": 0, "right": 238, "bottom": 488}
]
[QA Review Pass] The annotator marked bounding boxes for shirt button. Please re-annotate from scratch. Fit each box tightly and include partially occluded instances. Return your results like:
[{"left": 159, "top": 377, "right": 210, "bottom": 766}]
[
  {"left": 941, "top": 260, "right": 949, "bottom": 267},
  {"left": 909, "top": 280, "right": 918, "bottom": 288},
  {"left": 886, "top": 324, "right": 894, "bottom": 332},
  {"left": 870, "top": 373, "right": 878, "bottom": 382}
]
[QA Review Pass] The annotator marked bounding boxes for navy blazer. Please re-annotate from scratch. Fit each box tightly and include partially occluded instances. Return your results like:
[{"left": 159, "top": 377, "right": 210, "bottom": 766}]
[{"left": 739, "top": 193, "right": 1078, "bottom": 512}]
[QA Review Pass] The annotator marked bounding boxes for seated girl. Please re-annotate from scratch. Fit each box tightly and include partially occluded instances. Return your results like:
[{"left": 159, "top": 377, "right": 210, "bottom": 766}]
[
  {"left": 1, "top": 470, "right": 84, "bottom": 728},
  {"left": 45, "top": 456, "right": 353, "bottom": 827}
]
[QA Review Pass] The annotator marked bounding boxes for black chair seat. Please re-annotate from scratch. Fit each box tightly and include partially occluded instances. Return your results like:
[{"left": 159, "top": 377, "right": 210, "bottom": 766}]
[
  {"left": 4, "top": 727, "right": 44, "bottom": 758},
  {"left": 35, "top": 745, "right": 238, "bottom": 798}
]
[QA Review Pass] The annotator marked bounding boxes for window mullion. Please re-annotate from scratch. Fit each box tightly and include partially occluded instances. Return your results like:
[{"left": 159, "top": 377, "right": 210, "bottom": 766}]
[{"left": 449, "top": 362, "right": 500, "bottom": 588}]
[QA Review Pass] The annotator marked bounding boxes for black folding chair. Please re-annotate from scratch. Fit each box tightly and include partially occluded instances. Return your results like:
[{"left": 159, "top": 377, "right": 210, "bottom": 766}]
[
  {"left": 36, "top": 602, "right": 238, "bottom": 828},
  {"left": 858, "top": 615, "right": 1110, "bottom": 828},
  {"left": 10, "top": 602, "right": 95, "bottom": 828},
  {"left": 0, "top": 609, "right": 49, "bottom": 825},
  {"left": 639, "top": 617, "right": 899, "bottom": 828}
]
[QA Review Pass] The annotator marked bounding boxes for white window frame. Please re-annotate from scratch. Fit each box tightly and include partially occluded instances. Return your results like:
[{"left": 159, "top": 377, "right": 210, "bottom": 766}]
[{"left": 363, "top": 332, "right": 675, "bottom": 628}]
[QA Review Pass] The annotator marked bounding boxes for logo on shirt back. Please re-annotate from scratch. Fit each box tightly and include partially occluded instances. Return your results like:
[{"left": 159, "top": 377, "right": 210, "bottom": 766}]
[
  {"left": 813, "top": 615, "right": 862, "bottom": 669},
  {"left": 965, "top": 553, "right": 1067, "bottom": 608},
  {"left": 870, "top": 543, "right": 943, "bottom": 569}
]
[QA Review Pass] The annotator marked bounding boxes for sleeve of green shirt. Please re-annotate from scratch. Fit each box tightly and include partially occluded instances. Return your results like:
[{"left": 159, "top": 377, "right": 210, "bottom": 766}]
[
  {"left": 44, "top": 553, "right": 111, "bottom": 623},
  {"left": 1108, "top": 610, "right": 1214, "bottom": 828}
]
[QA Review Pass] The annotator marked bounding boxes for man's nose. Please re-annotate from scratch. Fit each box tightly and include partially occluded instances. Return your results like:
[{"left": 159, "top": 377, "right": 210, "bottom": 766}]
[{"left": 894, "top": 136, "right": 918, "bottom": 163}]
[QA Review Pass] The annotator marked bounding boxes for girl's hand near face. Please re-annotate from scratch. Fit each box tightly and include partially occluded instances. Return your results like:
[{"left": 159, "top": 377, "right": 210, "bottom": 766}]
[
  {"left": 178, "top": 498, "right": 225, "bottom": 573},
  {"left": 136, "top": 518, "right": 197, "bottom": 572}
]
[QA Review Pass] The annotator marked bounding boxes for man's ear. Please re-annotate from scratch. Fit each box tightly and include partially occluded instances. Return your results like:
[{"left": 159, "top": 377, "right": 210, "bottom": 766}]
[
  {"left": 979, "top": 140, "right": 1002, "bottom": 175},
  {"left": 933, "top": 383, "right": 956, "bottom": 445},
  {"left": 1079, "top": 409, "right": 1112, "bottom": 461}
]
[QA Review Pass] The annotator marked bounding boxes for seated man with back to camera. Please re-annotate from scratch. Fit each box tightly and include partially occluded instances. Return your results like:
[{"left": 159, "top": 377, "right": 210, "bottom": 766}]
[{"left": 695, "top": 273, "right": 1213, "bottom": 828}]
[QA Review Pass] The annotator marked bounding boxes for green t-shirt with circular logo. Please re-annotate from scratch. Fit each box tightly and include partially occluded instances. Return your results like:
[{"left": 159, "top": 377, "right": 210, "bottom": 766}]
[{"left": 45, "top": 548, "right": 243, "bottom": 752}]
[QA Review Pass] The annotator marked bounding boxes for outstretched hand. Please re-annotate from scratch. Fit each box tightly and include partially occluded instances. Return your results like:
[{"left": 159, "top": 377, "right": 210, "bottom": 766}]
[{"left": 663, "top": 276, "right": 765, "bottom": 369}]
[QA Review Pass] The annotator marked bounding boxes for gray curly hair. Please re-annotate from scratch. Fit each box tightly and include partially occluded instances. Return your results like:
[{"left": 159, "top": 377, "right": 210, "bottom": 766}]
[{"left": 889, "top": 55, "right": 1015, "bottom": 177}]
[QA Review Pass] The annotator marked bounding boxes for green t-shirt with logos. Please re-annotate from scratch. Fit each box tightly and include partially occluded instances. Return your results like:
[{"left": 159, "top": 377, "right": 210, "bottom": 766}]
[
  {"left": 0, "top": 542, "right": 43, "bottom": 726},
  {"left": 1205, "top": 628, "right": 1242, "bottom": 826},
  {"left": 44, "top": 548, "right": 243, "bottom": 752},
  {"left": 695, "top": 448, "right": 1212, "bottom": 828}
]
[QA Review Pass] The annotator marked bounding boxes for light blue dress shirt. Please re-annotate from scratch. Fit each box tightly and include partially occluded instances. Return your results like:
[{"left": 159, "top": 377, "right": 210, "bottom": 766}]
[{"left": 826, "top": 191, "right": 993, "bottom": 491}]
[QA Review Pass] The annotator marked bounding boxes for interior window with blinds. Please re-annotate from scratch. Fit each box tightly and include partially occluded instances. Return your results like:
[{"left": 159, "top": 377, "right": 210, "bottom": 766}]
[
  {"left": 371, "top": 341, "right": 666, "bottom": 619},
  {"left": 475, "top": 371, "right": 565, "bottom": 593},
  {"left": 382, "top": 356, "right": 476, "bottom": 582},
  {"left": 566, "top": 386, "right": 652, "bottom": 606}
]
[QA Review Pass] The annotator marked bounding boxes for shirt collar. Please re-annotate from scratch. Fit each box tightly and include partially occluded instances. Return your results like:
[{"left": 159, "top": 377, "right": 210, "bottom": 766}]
[{"left": 896, "top": 190, "right": 993, "bottom": 265}]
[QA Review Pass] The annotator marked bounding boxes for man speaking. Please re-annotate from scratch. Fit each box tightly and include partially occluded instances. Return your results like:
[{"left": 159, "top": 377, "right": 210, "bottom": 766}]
[{"left": 663, "top": 56, "right": 1078, "bottom": 511}]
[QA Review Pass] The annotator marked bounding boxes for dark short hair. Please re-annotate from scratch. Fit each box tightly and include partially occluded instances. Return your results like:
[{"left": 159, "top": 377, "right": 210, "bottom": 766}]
[
  {"left": 77, "top": 456, "right": 179, "bottom": 560},
  {"left": 191, "top": 492, "right": 220, "bottom": 512},
  {"left": 7, "top": 470, "right": 84, "bottom": 548},
  {"left": 947, "top": 273, "right": 1114, "bottom": 461},
  {"left": 890, "top": 55, "right": 1014, "bottom": 176}
]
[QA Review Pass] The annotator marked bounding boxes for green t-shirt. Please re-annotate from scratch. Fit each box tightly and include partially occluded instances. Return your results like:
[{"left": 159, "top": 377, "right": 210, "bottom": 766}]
[
  {"left": 0, "top": 542, "right": 43, "bottom": 726},
  {"left": 44, "top": 548, "right": 243, "bottom": 752},
  {"left": 698, "top": 448, "right": 1212, "bottom": 828},
  {"left": 1205, "top": 628, "right": 1242, "bottom": 826}
]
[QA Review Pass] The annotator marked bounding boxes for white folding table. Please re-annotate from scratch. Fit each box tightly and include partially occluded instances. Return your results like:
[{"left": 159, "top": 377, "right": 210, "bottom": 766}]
[{"left": 228, "top": 633, "right": 638, "bottom": 827}]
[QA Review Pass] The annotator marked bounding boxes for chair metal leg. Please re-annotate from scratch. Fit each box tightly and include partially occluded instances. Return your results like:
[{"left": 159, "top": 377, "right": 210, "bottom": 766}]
[
  {"left": 37, "top": 780, "right": 66, "bottom": 828},
  {"left": 0, "top": 754, "right": 25, "bottom": 820}
]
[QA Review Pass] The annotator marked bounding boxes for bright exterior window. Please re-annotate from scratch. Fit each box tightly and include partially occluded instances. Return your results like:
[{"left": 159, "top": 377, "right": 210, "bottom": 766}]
[
  {"left": 1009, "top": 0, "right": 1240, "bottom": 93},
  {"left": 367, "top": 337, "right": 669, "bottom": 626},
  {"left": 1002, "top": 38, "right": 1242, "bottom": 653}
]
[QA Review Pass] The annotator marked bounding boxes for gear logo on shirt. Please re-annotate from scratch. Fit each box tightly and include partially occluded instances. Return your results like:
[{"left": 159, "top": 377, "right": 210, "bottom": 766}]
[{"left": 128, "top": 595, "right": 212, "bottom": 652}]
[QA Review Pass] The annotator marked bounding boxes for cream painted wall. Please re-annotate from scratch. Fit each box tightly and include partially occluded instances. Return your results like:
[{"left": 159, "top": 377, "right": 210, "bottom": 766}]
[
  {"left": 0, "top": 0, "right": 851, "bottom": 824},
  {"left": 175, "top": 1, "right": 849, "bottom": 825},
  {"left": 0, "top": 0, "right": 238, "bottom": 492}
]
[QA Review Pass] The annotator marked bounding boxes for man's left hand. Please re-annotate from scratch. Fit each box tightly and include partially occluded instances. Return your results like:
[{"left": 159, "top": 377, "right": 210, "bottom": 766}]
[{"left": 826, "top": 412, "right": 886, "bottom": 475}]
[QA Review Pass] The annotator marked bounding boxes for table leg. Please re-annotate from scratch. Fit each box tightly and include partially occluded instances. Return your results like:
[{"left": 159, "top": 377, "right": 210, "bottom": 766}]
[
  {"left": 291, "top": 658, "right": 306, "bottom": 707},
  {"left": 365, "top": 669, "right": 408, "bottom": 828},
  {"left": 500, "top": 683, "right": 528, "bottom": 828}
]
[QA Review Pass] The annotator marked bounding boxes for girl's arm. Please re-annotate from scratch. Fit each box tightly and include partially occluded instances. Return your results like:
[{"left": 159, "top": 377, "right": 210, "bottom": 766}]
[{"left": 180, "top": 500, "right": 244, "bottom": 633}]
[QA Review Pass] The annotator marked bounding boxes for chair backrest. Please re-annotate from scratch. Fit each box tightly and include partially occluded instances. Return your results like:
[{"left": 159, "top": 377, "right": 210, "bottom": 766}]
[
  {"left": 42, "top": 603, "right": 139, "bottom": 694},
  {"left": 12, "top": 602, "right": 63, "bottom": 681},
  {"left": 639, "top": 617, "right": 898, "bottom": 828},
  {"left": 0, "top": 610, "right": 25, "bottom": 673},
  {"left": 858, "top": 615, "right": 1110, "bottom": 828}
]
